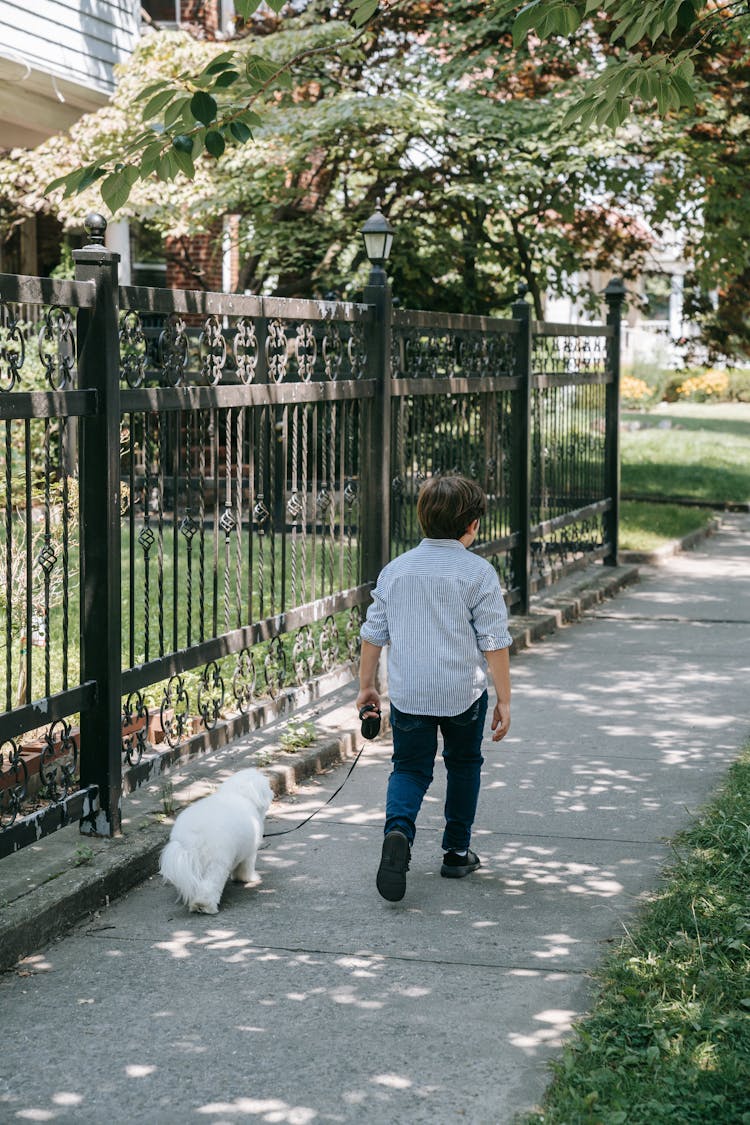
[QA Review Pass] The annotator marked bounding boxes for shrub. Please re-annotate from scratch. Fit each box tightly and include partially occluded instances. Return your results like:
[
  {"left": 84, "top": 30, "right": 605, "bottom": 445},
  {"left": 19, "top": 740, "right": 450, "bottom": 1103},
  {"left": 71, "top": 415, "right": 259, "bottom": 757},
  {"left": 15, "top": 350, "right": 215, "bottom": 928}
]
[
  {"left": 620, "top": 374, "right": 652, "bottom": 409},
  {"left": 727, "top": 368, "right": 750, "bottom": 402},
  {"left": 675, "top": 369, "right": 730, "bottom": 402}
]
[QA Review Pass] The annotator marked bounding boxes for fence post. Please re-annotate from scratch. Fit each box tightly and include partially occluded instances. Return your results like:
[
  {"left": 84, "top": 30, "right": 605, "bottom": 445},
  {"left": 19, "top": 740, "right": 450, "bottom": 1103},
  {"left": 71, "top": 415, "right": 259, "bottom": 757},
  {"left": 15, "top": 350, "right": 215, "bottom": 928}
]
[
  {"left": 74, "top": 214, "right": 123, "bottom": 837},
  {"left": 360, "top": 263, "right": 393, "bottom": 586},
  {"left": 511, "top": 285, "right": 532, "bottom": 615},
  {"left": 603, "top": 277, "right": 625, "bottom": 567}
]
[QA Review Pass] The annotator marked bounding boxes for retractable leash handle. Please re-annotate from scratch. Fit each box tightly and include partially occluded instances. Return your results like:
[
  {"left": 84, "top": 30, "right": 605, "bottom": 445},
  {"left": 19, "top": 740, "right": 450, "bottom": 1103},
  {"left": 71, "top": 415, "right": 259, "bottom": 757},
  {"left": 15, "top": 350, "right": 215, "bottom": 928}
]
[{"left": 359, "top": 704, "right": 381, "bottom": 740}]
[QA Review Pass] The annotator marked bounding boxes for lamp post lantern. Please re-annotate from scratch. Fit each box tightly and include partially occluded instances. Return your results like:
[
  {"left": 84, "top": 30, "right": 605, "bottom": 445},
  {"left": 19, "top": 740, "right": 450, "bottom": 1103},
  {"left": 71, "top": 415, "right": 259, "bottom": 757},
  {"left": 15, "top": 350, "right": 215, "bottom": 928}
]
[{"left": 361, "top": 199, "right": 394, "bottom": 286}]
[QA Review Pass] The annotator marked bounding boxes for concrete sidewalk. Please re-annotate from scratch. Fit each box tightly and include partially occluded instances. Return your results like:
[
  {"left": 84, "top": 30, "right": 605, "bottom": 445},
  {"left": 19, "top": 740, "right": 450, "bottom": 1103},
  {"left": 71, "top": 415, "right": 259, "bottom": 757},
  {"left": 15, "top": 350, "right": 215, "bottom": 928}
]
[{"left": 1, "top": 515, "right": 748, "bottom": 1124}]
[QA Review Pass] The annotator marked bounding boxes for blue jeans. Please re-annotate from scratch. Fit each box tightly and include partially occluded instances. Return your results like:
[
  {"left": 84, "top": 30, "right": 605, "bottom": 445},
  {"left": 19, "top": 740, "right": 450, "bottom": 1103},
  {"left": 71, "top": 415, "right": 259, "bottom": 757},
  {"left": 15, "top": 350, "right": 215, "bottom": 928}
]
[{"left": 385, "top": 691, "right": 488, "bottom": 853}]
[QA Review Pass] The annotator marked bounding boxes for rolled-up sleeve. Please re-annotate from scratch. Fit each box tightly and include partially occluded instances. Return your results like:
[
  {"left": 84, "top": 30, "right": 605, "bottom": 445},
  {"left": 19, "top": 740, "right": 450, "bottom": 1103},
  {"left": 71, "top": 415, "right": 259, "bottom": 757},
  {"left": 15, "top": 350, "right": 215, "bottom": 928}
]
[
  {"left": 470, "top": 570, "right": 512, "bottom": 651},
  {"left": 360, "top": 582, "right": 390, "bottom": 647}
]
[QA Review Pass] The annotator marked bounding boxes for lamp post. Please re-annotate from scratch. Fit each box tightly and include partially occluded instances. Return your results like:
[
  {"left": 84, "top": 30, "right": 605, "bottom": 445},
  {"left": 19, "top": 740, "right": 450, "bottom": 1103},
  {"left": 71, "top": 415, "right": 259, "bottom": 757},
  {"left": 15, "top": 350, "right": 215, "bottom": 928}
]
[
  {"left": 360, "top": 199, "right": 394, "bottom": 287},
  {"left": 360, "top": 199, "right": 395, "bottom": 584}
]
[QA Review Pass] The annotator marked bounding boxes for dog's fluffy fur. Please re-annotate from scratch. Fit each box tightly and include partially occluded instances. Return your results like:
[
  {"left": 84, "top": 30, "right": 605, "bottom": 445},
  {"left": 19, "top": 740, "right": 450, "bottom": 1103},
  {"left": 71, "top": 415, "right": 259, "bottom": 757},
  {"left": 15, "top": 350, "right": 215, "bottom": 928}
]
[{"left": 159, "top": 768, "right": 273, "bottom": 914}]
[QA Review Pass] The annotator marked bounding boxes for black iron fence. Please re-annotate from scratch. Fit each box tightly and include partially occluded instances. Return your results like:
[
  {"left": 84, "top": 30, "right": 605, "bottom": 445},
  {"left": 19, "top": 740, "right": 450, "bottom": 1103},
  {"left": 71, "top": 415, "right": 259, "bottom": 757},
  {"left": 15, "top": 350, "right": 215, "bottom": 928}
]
[{"left": 0, "top": 215, "right": 624, "bottom": 856}]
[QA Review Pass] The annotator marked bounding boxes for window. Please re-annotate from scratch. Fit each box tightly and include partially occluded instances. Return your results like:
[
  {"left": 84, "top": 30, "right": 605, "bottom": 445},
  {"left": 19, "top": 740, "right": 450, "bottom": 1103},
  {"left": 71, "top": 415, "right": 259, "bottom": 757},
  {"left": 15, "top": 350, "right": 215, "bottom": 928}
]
[
  {"left": 642, "top": 273, "right": 672, "bottom": 323},
  {"left": 130, "top": 223, "right": 167, "bottom": 289},
  {"left": 142, "top": 1, "right": 180, "bottom": 26}
]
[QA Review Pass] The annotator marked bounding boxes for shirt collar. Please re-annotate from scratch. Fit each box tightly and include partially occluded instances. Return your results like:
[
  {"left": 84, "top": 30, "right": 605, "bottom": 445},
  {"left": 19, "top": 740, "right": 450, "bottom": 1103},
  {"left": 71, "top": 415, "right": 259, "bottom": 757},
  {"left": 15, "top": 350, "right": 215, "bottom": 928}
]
[{"left": 419, "top": 538, "right": 466, "bottom": 549}]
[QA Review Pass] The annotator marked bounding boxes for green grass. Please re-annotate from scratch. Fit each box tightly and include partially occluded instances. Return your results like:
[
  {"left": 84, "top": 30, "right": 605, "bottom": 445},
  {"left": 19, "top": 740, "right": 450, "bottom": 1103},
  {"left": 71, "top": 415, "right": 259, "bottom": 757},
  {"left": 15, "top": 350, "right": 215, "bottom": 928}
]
[
  {"left": 619, "top": 501, "right": 715, "bottom": 553},
  {"left": 621, "top": 403, "right": 750, "bottom": 505},
  {"left": 522, "top": 746, "right": 750, "bottom": 1125}
]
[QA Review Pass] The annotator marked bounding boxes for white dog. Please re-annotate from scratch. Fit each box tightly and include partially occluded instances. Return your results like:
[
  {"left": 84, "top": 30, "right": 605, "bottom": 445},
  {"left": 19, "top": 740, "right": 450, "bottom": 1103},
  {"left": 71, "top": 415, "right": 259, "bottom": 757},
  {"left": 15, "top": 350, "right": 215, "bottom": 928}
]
[{"left": 159, "top": 768, "right": 274, "bottom": 914}]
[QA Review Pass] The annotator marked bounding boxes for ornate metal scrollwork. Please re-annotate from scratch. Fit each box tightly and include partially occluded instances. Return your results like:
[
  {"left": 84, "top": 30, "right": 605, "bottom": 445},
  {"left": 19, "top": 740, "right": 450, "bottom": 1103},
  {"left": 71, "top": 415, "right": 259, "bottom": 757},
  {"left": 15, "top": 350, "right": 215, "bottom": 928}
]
[
  {"left": 0, "top": 739, "right": 28, "bottom": 828},
  {"left": 295, "top": 323, "right": 317, "bottom": 382},
  {"left": 199, "top": 315, "right": 227, "bottom": 385},
  {"left": 318, "top": 614, "right": 340, "bottom": 671},
  {"left": 263, "top": 636, "right": 287, "bottom": 698},
  {"left": 38, "top": 719, "right": 78, "bottom": 802},
  {"left": 266, "top": 319, "right": 288, "bottom": 383},
  {"left": 345, "top": 606, "right": 362, "bottom": 663},
  {"left": 292, "top": 625, "right": 317, "bottom": 685},
  {"left": 159, "top": 313, "right": 189, "bottom": 387},
  {"left": 38, "top": 306, "right": 75, "bottom": 390},
  {"left": 322, "top": 323, "right": 343, "bottom": 380},
  {"left": 119, "top": 310, "right": 147, "bottom": 388},
  {"left": 316, "top": 486, "right": 332, "bottom": 515},
  {"left": 253, "top": 495, "right": 270, "bottom": 529},
  {"left": 232, "top": 649, "right": 256, "bottom": 713},
  {"left": 234, "top": 317, "right": 258, "bottom": 384},
  {"left": 161, "top": 674, "right": 190, "bottom": 748},
  {"left": 122, "top": 690, "right": 149, "bottom": 767},
  {"left": 343, "top": 479, "right": 358, "bottom": 508},
  {"left": 0, "top": 303, "right": 25, "bottom": 392},
  {"left": 347, "top": 321, "right": 366, "bottom": 379},
  {"left": 198, "top": 659, "right": 225, "bottom": 730}
]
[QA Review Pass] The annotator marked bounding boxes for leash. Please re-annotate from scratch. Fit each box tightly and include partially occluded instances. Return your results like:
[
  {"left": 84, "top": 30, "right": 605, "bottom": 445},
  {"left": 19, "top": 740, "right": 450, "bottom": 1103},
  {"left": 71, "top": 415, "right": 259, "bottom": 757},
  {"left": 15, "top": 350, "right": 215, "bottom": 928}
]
[
  {"left": 264, "top": 742, "right": 368, "bottom": 841},
  {"left": 262, "top": 705, "right": 381, "bottom": 842}
]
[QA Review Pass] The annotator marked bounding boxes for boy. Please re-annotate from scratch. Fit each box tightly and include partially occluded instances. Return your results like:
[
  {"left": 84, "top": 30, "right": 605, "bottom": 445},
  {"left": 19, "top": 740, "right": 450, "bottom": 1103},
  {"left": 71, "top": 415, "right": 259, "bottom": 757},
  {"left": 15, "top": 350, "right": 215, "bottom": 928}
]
[{"left": 357, "top": 474, "right": 512, "bottom": 902}]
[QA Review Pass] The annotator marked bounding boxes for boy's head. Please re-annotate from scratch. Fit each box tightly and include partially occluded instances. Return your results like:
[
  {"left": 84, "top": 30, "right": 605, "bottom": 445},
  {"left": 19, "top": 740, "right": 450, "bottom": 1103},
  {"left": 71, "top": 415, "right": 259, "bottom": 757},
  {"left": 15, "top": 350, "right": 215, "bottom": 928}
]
[{"left": 416, "top": 475, "right": 487, "bottom": 540}]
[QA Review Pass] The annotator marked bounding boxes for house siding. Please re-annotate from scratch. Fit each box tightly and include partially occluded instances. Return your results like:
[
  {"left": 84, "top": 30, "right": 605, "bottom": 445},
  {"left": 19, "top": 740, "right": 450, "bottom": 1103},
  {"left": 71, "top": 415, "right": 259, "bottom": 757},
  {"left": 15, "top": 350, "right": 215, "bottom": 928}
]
[{"left": 0, "top": 0, "right": 140, "bottom": 95}]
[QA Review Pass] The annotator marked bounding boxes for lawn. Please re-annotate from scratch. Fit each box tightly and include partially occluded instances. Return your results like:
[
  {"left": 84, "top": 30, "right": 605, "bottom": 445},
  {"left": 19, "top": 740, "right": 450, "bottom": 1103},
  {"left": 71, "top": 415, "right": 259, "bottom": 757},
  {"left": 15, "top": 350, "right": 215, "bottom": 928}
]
[
  {"left": 621, "top": 402, "right": 750, "bottom": 504},
  {"left": 619, "top": 403, "right": 750, "bottom": 551},
  {"left": 521, "top": 745, "right": 750, "bottom": 1125}
]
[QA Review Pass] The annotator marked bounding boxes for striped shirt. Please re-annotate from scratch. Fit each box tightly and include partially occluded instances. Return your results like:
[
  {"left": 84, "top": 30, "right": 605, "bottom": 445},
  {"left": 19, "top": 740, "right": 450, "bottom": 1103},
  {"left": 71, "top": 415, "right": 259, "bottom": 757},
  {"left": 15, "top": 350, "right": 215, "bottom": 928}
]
[{"left": 360, "top": 538, "right": 512, "bottom": 716}]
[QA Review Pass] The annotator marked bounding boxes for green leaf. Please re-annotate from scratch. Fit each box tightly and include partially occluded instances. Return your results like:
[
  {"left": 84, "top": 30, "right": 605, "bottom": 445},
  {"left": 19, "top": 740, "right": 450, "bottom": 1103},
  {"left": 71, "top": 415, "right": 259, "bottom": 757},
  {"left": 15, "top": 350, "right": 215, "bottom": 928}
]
[
  {"left": 171, "top": 147, "right": 195, "bottom": 179},
  {"left": 142, "top": 88, "right": 177, "bottom": 122},
  {"left": 100, "top": 166, "right": 139, "bottom": 214},
  {"left": 245, "top": 54, "right": 279, "bottom": 86},
  {"left": 140, "top": 141, "right": 166, "bottom": 177},
  {"left": 233, "top": 0, "right": 264, "bottom": 16},
  {"left": 202, "top": 52, "right": 237, "bottom": 76},
  {"left": 671, "top": 73, "right": 695, "bottom": 110},
  {"left": 512, "top": 1, "right": 542, "bottom": 47},
  {"left": 229, "top": 121, "right": 253, "bottom": 143},
  {"left": 164, "top": 95, "right": 192, "bottom": 129},
  {"left": 190, "top": 91, "right": 218, "bottom": 125},
  {"left": 171, "top": 133, "right": 194, "bottom": 154},
  {"left": 213, "top": 70, "right": 240, "bottom": 89},
  {"left": 155, "top": 151, "right": 178, "bottom": 182},
  {"left": 77, "top": 164, "right": 108, "bottom": 192},
  {"left": 236, "top": 109, "right": 262, "bottom": 128},
  {"left": 205, "top": 129, "right": 226, "bottom": 158},
  {"left": 351, "top": 0, "right": 379, "bottom": 26},
  {"left": 134, "top": 79, "right": 171, "bottom": 104}
]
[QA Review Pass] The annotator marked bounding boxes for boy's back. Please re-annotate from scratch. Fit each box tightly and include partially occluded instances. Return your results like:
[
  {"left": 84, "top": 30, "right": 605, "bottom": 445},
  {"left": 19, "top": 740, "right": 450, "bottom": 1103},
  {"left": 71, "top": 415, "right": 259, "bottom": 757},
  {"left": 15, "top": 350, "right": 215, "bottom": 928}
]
[{"left": 361, "top": 538, "right": 511, "bottom": 716}]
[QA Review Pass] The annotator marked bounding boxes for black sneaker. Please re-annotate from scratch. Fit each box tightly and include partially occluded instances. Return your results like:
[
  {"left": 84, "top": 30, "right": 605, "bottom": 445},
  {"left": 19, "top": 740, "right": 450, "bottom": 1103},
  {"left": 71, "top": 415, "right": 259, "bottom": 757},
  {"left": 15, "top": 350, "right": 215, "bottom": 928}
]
[
  {"left": 376, "top": 831, "right": 411, "bottom": 901},
  {"left": 441, "top": 848, "right": 481, "bottom": 878}
]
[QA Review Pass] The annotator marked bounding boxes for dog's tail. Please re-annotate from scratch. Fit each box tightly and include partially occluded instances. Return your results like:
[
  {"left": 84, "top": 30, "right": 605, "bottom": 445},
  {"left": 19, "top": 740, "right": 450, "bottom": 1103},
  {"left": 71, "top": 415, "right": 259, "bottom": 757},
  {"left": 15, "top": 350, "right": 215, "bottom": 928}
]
[{"left": 159, "top": 839, "right": 211, "bottom": 908}]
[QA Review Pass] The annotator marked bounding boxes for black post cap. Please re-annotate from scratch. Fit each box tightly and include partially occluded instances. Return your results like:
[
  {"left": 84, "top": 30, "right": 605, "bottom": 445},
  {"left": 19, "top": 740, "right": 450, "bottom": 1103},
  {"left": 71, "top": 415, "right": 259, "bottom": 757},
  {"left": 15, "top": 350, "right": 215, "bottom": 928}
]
[{"left": 84, "top": 213, "right": 107, "bottom": 247}]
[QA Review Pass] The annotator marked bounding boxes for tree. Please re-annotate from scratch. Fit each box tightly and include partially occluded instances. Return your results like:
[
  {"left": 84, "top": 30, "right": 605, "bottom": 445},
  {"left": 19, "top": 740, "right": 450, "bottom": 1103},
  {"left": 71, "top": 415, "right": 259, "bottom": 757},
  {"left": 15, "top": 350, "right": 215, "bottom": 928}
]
[{"left": 0, "top": 1, "right": 654, "bottom": 313}]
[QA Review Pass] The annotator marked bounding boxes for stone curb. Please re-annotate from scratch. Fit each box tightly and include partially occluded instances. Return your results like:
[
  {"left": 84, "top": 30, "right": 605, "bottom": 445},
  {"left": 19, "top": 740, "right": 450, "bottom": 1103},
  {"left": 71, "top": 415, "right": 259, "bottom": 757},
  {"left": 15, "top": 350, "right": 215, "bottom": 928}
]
[
  {"left": 0, "top": 562, "right": 637, "bottom": 973},
  {"left": 620, "top": 516, "right": 722, "bottom": 565}
]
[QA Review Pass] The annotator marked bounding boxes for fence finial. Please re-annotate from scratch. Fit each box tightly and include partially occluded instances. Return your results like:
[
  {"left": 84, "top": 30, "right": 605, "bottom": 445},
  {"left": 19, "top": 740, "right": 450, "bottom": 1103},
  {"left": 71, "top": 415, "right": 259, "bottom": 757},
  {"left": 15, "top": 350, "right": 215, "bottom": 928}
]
[
  {"left": 604, "top": 277, "right": 626, "bottom": 301},
  {"left": 516, "top": 280, "right": 528, "bottom": 300},
  {"left": 84, "top": 213, "right": 107, "bottom": 247}
]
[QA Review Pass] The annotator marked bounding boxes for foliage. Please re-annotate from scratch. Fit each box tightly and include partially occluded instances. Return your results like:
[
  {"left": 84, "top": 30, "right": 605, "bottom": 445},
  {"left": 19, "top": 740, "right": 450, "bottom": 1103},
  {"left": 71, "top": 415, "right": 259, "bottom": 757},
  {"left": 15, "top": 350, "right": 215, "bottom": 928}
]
[
  {"left": 522, "top": 745, "right": 750, "bottom": 1125},
  {"left": 0, "top": 2, "right": 656, "bottom": 313},
  {"left": 675, "top": 369, "right": 730, "bottom": 402},
  {"left": 279, "top": 719, "right": 317, "bottom": 751},
  {"left": 493, "top": 1, "right": 749, "bottom": 127},
  {"left": 620, "top": 373, "right": 653, "bottom": 409}
]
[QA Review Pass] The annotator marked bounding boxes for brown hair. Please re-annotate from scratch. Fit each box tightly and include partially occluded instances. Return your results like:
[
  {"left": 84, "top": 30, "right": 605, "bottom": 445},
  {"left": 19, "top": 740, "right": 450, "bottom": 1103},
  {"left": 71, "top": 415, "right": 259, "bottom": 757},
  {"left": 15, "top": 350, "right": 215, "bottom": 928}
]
[{"left": 416, "top": 475, "right": 487, "bottom": 539}]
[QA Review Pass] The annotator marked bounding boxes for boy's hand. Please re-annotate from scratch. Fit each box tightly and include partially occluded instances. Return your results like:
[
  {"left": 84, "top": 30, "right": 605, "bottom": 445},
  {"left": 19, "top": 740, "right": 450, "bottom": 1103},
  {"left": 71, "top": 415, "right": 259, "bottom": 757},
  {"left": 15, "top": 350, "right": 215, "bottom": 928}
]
[
  {"left": 491, "top": 700, "right": 510, "bottom": 742},
  {"left": 356, "top": 687, "right": 381, "bottom": 715}
]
